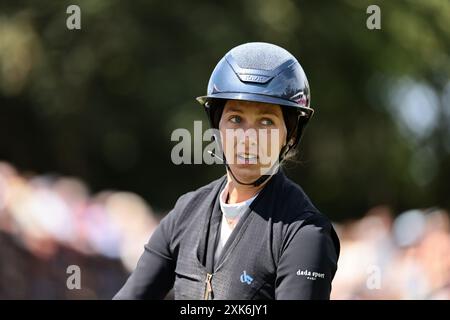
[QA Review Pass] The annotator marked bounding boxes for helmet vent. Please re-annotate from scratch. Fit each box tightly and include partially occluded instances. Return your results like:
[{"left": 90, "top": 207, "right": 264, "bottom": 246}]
[{"left": 230, "top": 42, "right": 293, "bottom": 71}]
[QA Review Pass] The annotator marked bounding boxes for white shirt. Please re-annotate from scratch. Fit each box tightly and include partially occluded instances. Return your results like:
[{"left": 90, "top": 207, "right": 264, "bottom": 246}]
[{"left": 214, "top": 181, "right": 259, "bottom": 265}]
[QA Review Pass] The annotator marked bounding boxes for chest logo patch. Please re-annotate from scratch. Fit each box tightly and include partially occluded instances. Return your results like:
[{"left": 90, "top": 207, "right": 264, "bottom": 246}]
[{"left": 240, "top": 270, "right": 254, "bottom": 285}]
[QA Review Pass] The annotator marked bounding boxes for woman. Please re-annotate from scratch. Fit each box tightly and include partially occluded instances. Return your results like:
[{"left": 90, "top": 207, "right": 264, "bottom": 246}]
[{"left": 114, "top": 42, "right": 340, "bottom": 300}]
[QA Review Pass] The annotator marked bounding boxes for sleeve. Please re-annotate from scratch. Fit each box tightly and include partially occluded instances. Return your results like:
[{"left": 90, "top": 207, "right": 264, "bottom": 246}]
[
  {"left": 275, "top": 215, "right": 340, "bottom": 300},
  {"left": 113, "top": 198, "right": 182, "bottom": 300}
]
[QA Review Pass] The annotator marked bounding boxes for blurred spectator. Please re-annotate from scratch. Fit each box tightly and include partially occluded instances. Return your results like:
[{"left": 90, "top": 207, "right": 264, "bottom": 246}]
[
  {"left": 0, "top": 160, "right": 449, "bottom": 299},
  {"left": 0, "top": 161, "right": 157, "bottom": 299},
  {"left": 332, "top": 207, "right": 450, "bottom": 300}
]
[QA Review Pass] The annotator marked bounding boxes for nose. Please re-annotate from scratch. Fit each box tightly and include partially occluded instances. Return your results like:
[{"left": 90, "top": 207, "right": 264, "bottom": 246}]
[{"left": 237, "top": 128, "right": 258, "bottom": 150}]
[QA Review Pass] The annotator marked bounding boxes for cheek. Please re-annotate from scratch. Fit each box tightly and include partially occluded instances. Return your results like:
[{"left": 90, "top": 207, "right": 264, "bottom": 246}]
[
  {"left": 279, "top": 124, "right": 287, "bottom": 149},
  {"left": 219, "top": 126, "right": 234, "bottom": 157},
  {"left": 279, "top": 131, "right": 287, "bottom": 150},
  {"left": 269, "top": 125, "right": 287, "bottom": 148},
  {"left": 218, "top": 118, "right": 228, "bottom": 141},
  {"left": 219, "top": 126, "right": 227, "bottom": 147}
]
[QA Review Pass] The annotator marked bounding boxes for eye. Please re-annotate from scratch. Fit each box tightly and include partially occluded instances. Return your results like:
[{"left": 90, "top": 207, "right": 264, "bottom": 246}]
[
  {"left": 261, "top": 118, "right": 274, "bottom": 126},
  {"left": 229, "top": 115, "right": 241, "bottom": 124}
]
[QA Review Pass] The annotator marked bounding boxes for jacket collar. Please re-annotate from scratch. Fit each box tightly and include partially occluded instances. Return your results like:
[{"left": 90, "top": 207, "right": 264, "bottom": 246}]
[{"left": 196, "top": 168, "right": 286, "bottom": 272}]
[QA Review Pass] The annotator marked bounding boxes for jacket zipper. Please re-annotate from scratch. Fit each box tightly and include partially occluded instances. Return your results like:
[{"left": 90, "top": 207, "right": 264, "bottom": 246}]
[{"left": 204, "top": 273, "right": 213, "bottom": 300}]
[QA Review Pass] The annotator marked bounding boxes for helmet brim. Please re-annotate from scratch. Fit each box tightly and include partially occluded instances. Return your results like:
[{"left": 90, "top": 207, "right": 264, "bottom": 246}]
[{"left": 196, "top": 92, "right": 314, "bottom": 118}]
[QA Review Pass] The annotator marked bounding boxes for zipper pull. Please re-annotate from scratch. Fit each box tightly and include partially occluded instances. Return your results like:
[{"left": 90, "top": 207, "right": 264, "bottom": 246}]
[{"left": 204, "top": 273, "right": 213, "bottom": 300}]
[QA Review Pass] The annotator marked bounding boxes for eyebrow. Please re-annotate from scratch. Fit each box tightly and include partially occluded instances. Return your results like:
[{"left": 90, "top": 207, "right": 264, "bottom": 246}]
[{"left": 225, "top": 107, "right": 280, "bottom": 117}]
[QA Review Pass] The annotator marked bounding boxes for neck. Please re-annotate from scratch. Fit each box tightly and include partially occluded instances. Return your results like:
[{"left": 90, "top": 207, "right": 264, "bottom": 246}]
[{"left": 225, "top": 172, "right": 270, "bottom": 204}]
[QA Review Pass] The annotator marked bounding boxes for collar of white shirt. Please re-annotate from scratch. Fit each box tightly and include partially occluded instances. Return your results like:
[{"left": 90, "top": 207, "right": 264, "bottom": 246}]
[{"left": 219, "top": 180, "right": 259, "bottom": 220}]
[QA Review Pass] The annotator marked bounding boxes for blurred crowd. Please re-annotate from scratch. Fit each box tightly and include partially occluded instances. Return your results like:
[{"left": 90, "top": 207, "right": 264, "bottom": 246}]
[
  {"left": 0, "top": 161, "right": 158, "bottom": 299},
  {"left": 0, "top": 160, "right": 449, "bottom": 299},
  {"left": 331, "top": 206, "right": 450, "bottom": 299}
]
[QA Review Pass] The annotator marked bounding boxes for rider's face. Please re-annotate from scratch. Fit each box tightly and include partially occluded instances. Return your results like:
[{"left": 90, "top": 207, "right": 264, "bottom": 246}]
[{"left": 219, "top": 99, "right": 287, "bottom": 183}]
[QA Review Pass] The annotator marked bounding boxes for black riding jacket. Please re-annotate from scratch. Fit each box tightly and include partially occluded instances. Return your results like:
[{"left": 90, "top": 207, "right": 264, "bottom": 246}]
[{"left": 114, "top": 169, "right": 340, "bottom": 300}]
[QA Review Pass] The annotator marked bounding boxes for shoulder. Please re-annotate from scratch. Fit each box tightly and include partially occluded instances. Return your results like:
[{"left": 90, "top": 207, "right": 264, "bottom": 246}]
[
  {"left": 271, "top": 171, "right": 323, "bottom": 222},
  {"left": 159, "top": 174, "right": 226, "bottom": 232},
  {"left": 274, "top": 172, "right": 340, "bottom": 255},
  {"left": 173, "top": 174, "right": 226, "bottom": 212}
]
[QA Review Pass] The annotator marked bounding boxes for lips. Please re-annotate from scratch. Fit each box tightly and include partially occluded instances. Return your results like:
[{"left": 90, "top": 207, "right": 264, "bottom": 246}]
[
  {"left": 236, "top": 153, "right": 258, "bottom": 164},
  {"left": 237, "top": 153, "right": 257, "bottom": 159}
]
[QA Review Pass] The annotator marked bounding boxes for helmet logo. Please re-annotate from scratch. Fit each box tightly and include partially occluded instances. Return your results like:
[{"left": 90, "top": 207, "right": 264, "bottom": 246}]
[
  {"left": 290, "top": 91, "right": 308, "bottom": 107},
  {"left": 239, "top": 74, "right": 272, "bottom": 84},
  {"left": 296, "top": 97, "right": 307, "bottom": 106}
]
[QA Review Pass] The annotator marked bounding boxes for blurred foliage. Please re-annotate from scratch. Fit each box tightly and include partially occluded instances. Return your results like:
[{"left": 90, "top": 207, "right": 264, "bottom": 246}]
[{"left": 0, "top": 0, "right": 449, "bottom": 220}]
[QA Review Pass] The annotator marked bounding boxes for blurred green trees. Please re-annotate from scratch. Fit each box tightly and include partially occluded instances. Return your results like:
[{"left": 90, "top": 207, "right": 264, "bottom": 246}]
[{"left": 1, "top": 0, "right": 449, "bottom": 220}]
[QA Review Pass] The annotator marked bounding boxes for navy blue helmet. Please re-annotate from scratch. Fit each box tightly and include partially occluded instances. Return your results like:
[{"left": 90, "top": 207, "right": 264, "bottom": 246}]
[{"left": 197, "top": 42, "right": 314, "bottom": 151}]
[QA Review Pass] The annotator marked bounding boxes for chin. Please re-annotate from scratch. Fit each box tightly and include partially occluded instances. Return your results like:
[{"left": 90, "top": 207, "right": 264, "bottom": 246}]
[{"left": 228, "top": 164, "right": 262, "bottom": 184}]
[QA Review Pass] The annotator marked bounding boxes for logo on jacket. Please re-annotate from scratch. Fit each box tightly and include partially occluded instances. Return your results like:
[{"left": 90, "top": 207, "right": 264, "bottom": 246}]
[
  {"left": 240, "top": 270, "right": 253, "bottom": 285},
  {"left": 296, "top": 268, "right": 325, "bottom": 281}
]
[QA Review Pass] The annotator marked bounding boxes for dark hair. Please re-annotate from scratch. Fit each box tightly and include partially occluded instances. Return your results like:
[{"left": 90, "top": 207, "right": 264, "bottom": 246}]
[
  {"left": 281, "top": 146, "right": 302, "bottom": 167},
  {"left": 280, "top": 106, "right": 303, "bottom": 165}
]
